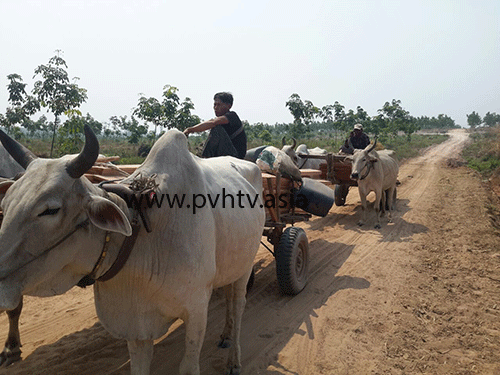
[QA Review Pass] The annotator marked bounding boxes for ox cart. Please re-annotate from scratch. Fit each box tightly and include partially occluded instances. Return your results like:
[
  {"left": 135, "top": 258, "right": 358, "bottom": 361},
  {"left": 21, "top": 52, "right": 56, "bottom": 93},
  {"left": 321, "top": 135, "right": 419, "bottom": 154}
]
[
  {"left": 0, "top": 163, "right": 333, "bottom": 297},
  {"left": 258, "top": 169, "right": 334, "bottom": 295},
  {"left": 85, "top": 165, "right": 334, "bottom": 296},
  {"left": 298, "top": 153, "right": 357, "bottom": 207}
]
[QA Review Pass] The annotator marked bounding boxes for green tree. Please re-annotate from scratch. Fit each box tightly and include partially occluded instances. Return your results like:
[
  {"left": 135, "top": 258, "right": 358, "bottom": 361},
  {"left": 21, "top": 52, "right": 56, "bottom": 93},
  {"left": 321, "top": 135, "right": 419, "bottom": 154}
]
[
  {"left": 133, "top": 96, "right": 164, "bottom": 139},
  {"left": 134, "top": 85, "right": 200, "bottom": 138},
  {"left": 20, "top": 115, "right": 49, "bottom": 137},
  {"left": 32, "top": 51, "right": 88, "bottom": 156},
  {"left": 2, "top": 74, "right": 40, "bottom": 132},
  {"left": 285, "top": 93, "right": 319, "bottom": 137},
  {"left": 332, "top": 101, "right": 346, "bottom": 131},
  {"left": 161, "top": 85, "right": 180, "bottom": 130},
  {"left": 258, "top": 129, "right": 272, "bottom": 143},
  {"left": 175, "top": 97, "right": 200, "bottom": 131},
  {"left": 110, "top": 115, "right": 147, "bottom": 144},
  {"left": 57, "top": 113, "right": 103, "bottom": 154},
  {"left": 320, "top": 104, "right": 334, "bottom": 123},
  {"left": 467, "top": 111, "right": 482, "bottom": 129},
  {"left": 378, "top": 99, "right": 418, "bottom": 140},
  {"left": 483, "top": 112, "right": 500, "bottom": 127}
]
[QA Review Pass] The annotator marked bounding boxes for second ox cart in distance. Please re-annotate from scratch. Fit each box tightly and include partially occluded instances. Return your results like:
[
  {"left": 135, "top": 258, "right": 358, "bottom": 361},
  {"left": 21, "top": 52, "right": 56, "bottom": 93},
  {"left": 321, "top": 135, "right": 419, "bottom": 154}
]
[{"left": 296, "top": 151, "right": 358, "bottom": 207}]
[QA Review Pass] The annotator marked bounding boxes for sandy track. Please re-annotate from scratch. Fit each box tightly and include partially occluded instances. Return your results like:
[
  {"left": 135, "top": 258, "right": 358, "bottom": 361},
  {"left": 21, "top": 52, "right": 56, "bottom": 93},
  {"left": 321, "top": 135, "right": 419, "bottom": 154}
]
[{"left": 2, "top": 129, "right": 500, "bottom": 374}]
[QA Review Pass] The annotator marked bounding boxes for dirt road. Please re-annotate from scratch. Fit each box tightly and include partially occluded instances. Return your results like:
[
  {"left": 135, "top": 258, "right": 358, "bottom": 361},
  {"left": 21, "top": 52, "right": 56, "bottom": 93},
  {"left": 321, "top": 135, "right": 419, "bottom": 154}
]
[{"left": 1, "top": 129, "right": 500, "bottom": 375}]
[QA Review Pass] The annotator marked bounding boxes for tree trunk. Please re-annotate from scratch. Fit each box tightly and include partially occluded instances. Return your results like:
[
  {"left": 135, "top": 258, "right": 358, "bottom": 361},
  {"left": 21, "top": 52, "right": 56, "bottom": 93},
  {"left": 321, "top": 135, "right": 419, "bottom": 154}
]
[{"left": 49, "top": 115, "right": 59, "bottom": 158}]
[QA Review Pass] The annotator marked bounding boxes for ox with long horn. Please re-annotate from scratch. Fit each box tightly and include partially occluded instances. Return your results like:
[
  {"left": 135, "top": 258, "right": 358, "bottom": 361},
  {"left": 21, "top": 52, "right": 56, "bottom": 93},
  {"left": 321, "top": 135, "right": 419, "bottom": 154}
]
[
  {"left": 0, "top": 125, "right": 99, "bottom": 179},
  {"left": 65, "top": 125, "right": 100, "bottom": 178},
  {"left": 282, "top": 136, "right": 297, "bottom": 149}
]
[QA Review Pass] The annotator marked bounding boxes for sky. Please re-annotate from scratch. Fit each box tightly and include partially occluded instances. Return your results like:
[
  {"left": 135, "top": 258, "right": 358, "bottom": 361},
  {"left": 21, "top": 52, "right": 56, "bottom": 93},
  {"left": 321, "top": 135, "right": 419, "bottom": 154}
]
[{"left": 1, "top": 0, "right": 499, "bottom": 128}]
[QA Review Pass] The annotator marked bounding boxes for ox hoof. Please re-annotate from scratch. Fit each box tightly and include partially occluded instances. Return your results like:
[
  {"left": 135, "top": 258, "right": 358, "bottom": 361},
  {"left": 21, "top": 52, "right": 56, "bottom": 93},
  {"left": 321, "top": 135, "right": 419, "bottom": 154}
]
[
  {"left": 357, "top": 221, "right": 364, "bottom": 227},
  {"left": 374, "top": 223, "right": 381, "bottom": 229},
  {"left": 218, "top": 338, "right": 232, "bottom": 349},
  {"left": 0, "top": 348, "right": 21, "bottom": 367}
]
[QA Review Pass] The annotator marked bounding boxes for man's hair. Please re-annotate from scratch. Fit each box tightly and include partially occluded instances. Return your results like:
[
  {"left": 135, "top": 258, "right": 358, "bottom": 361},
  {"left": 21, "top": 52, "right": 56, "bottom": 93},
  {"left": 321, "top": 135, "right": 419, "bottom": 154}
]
[{"left": 214, "top": 92, "right": 233, "bottom": 105}]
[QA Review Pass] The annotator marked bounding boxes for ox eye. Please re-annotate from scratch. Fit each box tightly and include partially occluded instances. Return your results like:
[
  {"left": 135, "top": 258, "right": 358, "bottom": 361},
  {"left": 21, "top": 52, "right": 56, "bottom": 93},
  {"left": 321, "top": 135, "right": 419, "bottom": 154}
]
[{"left": 38, "top": 208, "right": 60, "bottom": 217}]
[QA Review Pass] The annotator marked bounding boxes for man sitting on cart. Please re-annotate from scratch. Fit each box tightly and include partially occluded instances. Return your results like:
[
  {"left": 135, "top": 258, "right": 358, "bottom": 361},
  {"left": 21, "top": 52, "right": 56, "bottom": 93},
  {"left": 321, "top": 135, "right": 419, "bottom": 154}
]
[
  {"left": 183, "top": 92, "right": 247, "bottom": 159},
  {"left": 340, "top": 123, "right": 370, "bottom": 154}
]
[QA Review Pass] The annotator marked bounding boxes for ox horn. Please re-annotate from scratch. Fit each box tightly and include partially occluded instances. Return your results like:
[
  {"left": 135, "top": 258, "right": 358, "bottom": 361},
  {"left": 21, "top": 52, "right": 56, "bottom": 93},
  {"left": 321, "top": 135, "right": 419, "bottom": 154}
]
[
  {"left": 291, "top": 137, "right": 297, "bottom": 148},
  {"left": 0, "top": 129, "right": 37, "bottom": 169},
  {"left": 282, "top": 136, "right": 286, "bottom": 147},
  {"left": 66, "top": 125, "right": 100, "bottom": 179},
  {"left": 366, "top": 137, "right": 378, "bottom": 153}
]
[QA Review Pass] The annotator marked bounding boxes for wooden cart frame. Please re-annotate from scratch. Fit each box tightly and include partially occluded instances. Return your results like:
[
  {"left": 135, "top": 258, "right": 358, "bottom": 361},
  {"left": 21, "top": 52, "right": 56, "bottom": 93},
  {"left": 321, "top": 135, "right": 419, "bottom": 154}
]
[
  {"left": 259, "top": 173, "right": 312, "bottom": 295},
  {"left": 299, "top": 153, "right": 357, "bottom": 206}
]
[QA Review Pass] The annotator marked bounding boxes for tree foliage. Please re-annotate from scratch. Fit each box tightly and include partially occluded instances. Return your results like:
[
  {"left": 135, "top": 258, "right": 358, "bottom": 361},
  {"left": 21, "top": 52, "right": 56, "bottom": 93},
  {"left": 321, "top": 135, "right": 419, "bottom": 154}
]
[
  {"left": 2, "top": 51, "right": 87, "bottom": 156},
  {"left": 467, "top": 111, "right": 482, "bottom": 128},
  {"left": 133, "top": 85, "right": 200, "bottom": 139},
  {"left": 32, "top": 51, "right": 88, "bottom": 156},
  {"left": 285, "top": 93, "right": 320, "bottom": 137},
  {"left": 483, "top": 112, "right": 500, "bottom": 127},
  {"left": 57, "top": 113, "right": 103, "bottom": 154},
  {"left": 110, "top": 115, "right": 147, "bottom": 144}
]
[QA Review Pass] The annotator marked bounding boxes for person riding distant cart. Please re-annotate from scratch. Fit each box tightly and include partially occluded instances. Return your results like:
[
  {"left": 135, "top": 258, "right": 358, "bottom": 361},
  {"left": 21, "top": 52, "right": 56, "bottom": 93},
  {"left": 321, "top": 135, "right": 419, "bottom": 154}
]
[{"left": 340, "top": 123, "right": 370, "bottom": 154}]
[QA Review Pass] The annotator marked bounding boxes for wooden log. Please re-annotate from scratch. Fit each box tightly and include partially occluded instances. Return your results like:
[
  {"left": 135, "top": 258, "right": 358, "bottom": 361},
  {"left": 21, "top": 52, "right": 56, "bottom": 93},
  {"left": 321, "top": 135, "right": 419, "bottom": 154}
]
[
  {"left": 96, "top": 156, "right": 120, "bottom": 163},
  {"left": 114, "top": 164, "right": 141, "bottom": 174},
  {"left": 298, "top": 169, "right": 322, "bottom": 179}
]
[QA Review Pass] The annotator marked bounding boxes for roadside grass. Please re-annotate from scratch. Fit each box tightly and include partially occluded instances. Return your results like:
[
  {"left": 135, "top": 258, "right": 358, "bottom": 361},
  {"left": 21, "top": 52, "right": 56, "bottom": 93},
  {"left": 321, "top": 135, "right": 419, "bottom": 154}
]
[
  {"left": 381, "top": 134, "right": 449, "bottom": 162},
  {"left": 462, "top": 126, "right": 500, "bottom": 178}
]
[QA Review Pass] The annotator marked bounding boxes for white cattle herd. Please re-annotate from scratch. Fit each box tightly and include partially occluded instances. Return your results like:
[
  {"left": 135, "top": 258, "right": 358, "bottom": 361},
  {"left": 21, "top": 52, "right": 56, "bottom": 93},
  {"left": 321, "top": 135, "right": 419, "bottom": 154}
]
[{"left": 0, "top": 128, "right": 399, "bottom": 374}]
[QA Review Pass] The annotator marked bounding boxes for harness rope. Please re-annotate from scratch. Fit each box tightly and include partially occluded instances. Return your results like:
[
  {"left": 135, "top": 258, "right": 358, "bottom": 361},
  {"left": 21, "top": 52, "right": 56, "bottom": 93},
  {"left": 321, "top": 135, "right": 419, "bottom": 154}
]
[{"left": 359, "top": 161, "right": 373, "bottom": 180}]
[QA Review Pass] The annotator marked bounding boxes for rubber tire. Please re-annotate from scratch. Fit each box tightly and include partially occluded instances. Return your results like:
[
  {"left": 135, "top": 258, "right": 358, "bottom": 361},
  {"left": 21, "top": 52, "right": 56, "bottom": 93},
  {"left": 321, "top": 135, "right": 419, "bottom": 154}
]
[
  {"left": 334, "top": 184, "right": 349, "bottom": 206},
  {"left": 275, "top": 227, "right": 309, "bottom": 295}
]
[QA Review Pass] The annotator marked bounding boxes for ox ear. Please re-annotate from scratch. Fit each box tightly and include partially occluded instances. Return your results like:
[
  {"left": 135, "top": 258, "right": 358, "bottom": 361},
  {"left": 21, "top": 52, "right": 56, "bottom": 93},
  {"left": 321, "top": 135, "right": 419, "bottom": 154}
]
[{"left": 85, "top": 195, "right": 132, "bottom": 236}]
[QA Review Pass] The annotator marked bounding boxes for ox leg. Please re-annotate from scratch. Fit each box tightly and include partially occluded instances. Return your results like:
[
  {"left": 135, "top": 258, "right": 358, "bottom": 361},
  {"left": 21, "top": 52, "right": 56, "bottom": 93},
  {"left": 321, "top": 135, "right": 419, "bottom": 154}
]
[
  {"left": 357, "top": 187, "right": 368, "bottom": 227},
  {"left": 0, "top": 297, "right": 23, "bottom": 367},
  {"left": 372, "top": 188, "right": 383, "bottom": 229},
  {"left": 379, "top": 190, "right": 387, "bottom": 217},
  {"left": 218, "top": 284, "right": 235, "bottom": 349},
  {"left": 220, "top": 271, "right": 250, "bottom": 375},
  {"left": 179, "top": 291, "right": 211, "bottom": 375},
  {"left": 387, "top": 186, "right": 396, "bottom": 222},
  {"left": 127, "top": 339, "right": 153, "bottom": 375}
]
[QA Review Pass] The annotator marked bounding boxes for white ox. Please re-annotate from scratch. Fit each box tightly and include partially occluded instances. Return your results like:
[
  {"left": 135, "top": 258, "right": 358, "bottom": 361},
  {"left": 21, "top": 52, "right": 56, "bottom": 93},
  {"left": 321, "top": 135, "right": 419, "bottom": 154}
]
[
  {"left": 348, "top": 140, "right": 399, "bottom": 229},
  {"left": 295, "top": 144, "right": 328, "bottom": 169},
  {"left": 0, "top": 126, "right": 265, "bottom": 375},
  {"left": 0, "top": 145, "right": 24, "bottom": 366}
]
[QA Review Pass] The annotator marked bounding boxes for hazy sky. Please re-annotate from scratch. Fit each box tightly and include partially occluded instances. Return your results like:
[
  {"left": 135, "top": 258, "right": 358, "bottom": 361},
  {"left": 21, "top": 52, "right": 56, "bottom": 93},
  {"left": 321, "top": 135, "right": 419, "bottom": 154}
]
[{"left": 1, "top": 0, "right": 498, "bottom": 128}]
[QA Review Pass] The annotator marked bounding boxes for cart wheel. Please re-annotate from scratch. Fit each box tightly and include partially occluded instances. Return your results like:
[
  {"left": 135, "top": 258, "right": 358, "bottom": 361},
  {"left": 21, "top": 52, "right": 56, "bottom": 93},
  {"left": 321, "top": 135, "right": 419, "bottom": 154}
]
[
  {"left": 246, "top": 267, "right": 255, "bottom": 294},
  {"left": 275, "top": 227, "right": 309, "bottom": 295},
  {"left": 334, "top": 184, "right": 349, "bottom": 206}
]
